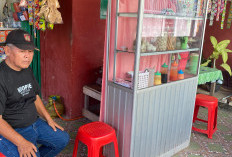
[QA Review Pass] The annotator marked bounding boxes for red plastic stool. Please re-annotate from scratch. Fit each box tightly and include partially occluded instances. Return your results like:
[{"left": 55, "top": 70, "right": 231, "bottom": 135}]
[
  {"left": 0, "top": 153, "right": 6, "bottom": 157},
  {"left": 72, "top": 121, "right": 119, "bottom": 157},
  {"left": 192, "top": 94, "right": 218, "bottom": 139}
]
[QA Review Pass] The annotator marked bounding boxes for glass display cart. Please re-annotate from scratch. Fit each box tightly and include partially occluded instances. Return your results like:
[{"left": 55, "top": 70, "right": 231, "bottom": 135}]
[{"left": 103, "top": 0, "right": 209, "bottom": 156}]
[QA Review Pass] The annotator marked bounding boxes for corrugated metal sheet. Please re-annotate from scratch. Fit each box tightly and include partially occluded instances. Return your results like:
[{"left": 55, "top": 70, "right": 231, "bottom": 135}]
[
  {"left": 131, "top": 78, "right": 198, "bottom": 157},
  {"left": 104, "top": 77, "right": 198, "bottom": 157},
  {"left": 105, "top": 82, "right": 133, "bottom": 157}
]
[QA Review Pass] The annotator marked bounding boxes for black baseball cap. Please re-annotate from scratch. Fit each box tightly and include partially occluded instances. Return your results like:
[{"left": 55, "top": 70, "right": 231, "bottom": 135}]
[{"left": 6, "top": 29, "right": 35, "bottom": 50}]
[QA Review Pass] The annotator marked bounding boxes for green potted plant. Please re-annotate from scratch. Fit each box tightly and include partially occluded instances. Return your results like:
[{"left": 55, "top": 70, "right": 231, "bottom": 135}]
[{"left": 201, "top": 36, "right": 232, "bottom": 76}]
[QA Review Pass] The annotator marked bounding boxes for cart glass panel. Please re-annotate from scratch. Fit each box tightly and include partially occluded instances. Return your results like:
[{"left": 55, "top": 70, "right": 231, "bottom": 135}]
[{"left": 110, "top": 0, "right": 207, "bottom": 89}]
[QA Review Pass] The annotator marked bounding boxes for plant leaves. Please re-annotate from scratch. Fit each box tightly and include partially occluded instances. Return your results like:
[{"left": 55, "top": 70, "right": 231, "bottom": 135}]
[
  {"left": 222, "top": 51, "right": 228, "bottom": 63},
  {"left": 220, "top": 63, "right": 232, "bottom": 76},
  {"left": 217, "top": 40, "right": 230, "bottom": 46},
  {"left": 224, "top": 49, "right": 232, "bottom": 53},
  {"left": 211, "top": 51, "right": 219, "bottom": 59},
  {"left": 216, "top": 40, "right": 230, "bottom": 51},
  {"left": 214, "top": 47, "right": 220, "bottom": 53},
  {"left": 210, "top": 36, "right": 217, "bottom": 48},
  {"left": 201, "top": 60, "right": 211, "bottom": 66}
]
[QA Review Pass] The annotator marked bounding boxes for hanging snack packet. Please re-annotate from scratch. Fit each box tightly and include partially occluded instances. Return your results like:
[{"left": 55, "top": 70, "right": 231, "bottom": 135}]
[
  {"left": 13, "top": 12, "right": 19, "bottom": 21},
  {"left": 39, "top": 18, "right": 46, "bottom": 31},
  {"left": 28, "top": 0, "right": 34, "bottom": 25},
  {"left": 17, "top": 12, "right": 26, "bottom": 21},
  {"left": 34, "top": 0, "right": 41, "bottom": 29},
  {"left": 19, "top": 0, "right": 28, "bottom": 7},
  {"left": 19, "top": 0, "right": 28, "bottom": 11},
  {"left": 13, "top": 2, "right": 21, "bottom": 12},
  {"left": 47, "top": 23, "right": 54, "bottom": 30}
]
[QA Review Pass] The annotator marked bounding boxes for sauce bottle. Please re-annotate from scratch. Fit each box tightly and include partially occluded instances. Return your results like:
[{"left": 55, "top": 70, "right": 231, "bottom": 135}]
[
  {"left": 161, "top": 63, "right": 168, "bottom": 83},
  {"left": 154, "top": 71, "right": 162, "bottom": 85},
  {"left": 178, "top": 69, "right": 184, "bottom": 80},
  {"left": 170, "top": 61, "right": 178, "bottom": 81}
]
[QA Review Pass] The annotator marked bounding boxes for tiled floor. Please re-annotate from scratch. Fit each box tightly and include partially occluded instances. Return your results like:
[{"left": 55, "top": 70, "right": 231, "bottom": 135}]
[
  {"left": 56, "top": 86, "right": 232, "bottom": 157},
  {"left": 174, "top": 102, "right": 232, "bottom": 157}
]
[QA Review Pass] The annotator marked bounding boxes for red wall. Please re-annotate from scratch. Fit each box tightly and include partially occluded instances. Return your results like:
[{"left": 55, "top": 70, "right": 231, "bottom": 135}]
[
  {"left": 70, "top": 0, "right": 105, "bottom": 117},
  {"left": 40, "top": 0, "right": 73, "bottom": 117},
  {"left": 203, "top": 2, "right": 232, "bottom": 70},
  {"left": 41, "top": 0, "right": 105, "bottom": 118}
]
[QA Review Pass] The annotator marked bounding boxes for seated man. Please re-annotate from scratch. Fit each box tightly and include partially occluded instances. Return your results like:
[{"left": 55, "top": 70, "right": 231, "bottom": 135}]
[{"left": 0, "top": 29, "right": 69, "bottom": 157}]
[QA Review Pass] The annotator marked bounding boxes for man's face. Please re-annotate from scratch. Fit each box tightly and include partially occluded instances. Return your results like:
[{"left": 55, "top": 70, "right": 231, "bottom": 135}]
[{"left": 5, "top": 45, "right": 34, "bottom": 71}]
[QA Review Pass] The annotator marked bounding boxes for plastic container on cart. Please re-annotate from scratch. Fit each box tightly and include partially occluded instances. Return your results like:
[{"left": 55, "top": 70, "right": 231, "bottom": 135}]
[
  {"left": 161, "top": 63, "right": 168, "bottom": 83},
  {"left": 167, "top": 33, "right": 176, "bottom": 50},
  {"left": 189, "top": 53, "right": 199, "bottom": 74},
  {"left": 155, "top": 33, "right": 168, "bottom": 51},
  {"left": 178, "top": 69, "right": 185, "bottom": 80},
  {"left": 170, "top": 61, "right": 178, "bottom": 81},
  {"left": 154, "top": 71, "right": 162, "bottom": 85}
]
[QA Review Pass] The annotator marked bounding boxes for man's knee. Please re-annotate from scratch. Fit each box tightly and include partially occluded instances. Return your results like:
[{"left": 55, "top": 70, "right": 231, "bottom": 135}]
[
  {"left": 0, "top": 137, "right": 19, "bottom": 157},
  {"left": 62, "top": 131, "right": 70, "bottom": 147},
  {"left": 56, "top": 130, "right": 70, "bottom": 149}
]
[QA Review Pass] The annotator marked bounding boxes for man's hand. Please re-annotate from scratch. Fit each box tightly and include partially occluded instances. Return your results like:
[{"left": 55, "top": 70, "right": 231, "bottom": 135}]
[
  {"left": 47, "top": 119, "right": 64, "bottom": 132},
  {"left": 34, "top": 95, "right": 64, "bottom": 132},
  {"left": 0, "top": 117, "right": 37, "bottom": 157},
  {"left": 17, "top": 139, "right": 37, "bottom": 157}
]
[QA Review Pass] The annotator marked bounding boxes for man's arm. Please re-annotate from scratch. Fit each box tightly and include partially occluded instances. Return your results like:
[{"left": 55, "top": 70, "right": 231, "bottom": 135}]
[
  {"left": 34, "top": 95, "right": 64, "bottom": 131},
  {"left": 0, "top": 115, "right": 37, "bottom": 157}
]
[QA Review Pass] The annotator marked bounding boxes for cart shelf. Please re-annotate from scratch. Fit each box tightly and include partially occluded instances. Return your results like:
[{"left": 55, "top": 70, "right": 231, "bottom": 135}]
[
  {"left": 116, "top": 48, "right": 200, "bottom": 56},
  {"left": 118, "top": 12, "right": 204, "bottom": 20},
  {"left": 0, "top": 28, "right": 17, "bottom": 31}
]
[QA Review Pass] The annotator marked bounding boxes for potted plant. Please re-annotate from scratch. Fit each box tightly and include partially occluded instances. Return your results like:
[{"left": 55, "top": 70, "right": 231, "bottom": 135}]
[{"left": 201, "top": 36, "right": 232, "bottom": 76}]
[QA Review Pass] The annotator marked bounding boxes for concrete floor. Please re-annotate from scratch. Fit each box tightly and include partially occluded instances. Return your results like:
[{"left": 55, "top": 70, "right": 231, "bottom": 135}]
[{"left": 56, "top": 86, "right": 232, "bottom": 157}]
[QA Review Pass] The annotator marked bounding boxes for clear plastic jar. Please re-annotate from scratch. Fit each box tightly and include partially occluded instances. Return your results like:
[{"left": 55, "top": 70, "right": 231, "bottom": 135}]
[
  {"left": 176, "top": 37, "right": 181, "bottom": 49},
  {"left": 156, "top": 33, "right": 168, "bottom": 51},
  {"left": 167, "top": 33, "right": 176, "bottom": 50}
]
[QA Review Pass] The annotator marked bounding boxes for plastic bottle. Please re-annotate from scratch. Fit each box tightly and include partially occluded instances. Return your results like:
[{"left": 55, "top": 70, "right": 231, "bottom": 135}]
[
  {"left": 189, "top": 53, "right": 199, "bottom": 74},
  {"left": 178, "top": 69, "right": 184, "bottom": 80},
  {"left": 180, "top": 36, "right": 188, "bottom": 50},
  {"left": 170, "top": 61, "right": 178, "bottom": 81},
  {"left": 154, "top": 71, "right": 162, "bottom": 85},
  {"left": 161, "top": 63, "right": 168, "bottom": 83}
]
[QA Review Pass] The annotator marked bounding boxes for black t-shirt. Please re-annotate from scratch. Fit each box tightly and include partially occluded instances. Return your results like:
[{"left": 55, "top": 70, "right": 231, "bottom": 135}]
[{"left": 0, "top": 61, "right": 40, "bottom": 128}]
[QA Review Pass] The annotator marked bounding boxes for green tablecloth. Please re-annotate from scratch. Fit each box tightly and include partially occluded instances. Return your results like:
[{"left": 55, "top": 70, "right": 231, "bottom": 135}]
[{"left": 198, "top": 66, "right": 223, "bottom": 85}]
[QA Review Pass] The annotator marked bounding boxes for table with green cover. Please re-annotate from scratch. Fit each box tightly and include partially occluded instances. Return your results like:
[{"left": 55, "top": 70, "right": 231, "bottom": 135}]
[
  {"left": 198, "top": 66, "right": 223, "bottom": 85},
  {"left": 198, "top": 66, "right": 223, "bottom": 96}
]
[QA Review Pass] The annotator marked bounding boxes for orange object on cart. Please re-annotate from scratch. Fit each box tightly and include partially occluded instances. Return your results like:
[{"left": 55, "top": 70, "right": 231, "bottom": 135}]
[{"left": 170, "top": 61, "right": 178, "bottom": 81}]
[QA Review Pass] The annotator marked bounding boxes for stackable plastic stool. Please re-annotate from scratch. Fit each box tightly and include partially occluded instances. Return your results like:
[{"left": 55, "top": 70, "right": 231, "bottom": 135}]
[
  {"left": 192, "top": 94, "right": 218, "bottom": 139},
  {"left": 0, "top": 153, "right": 6, "bottom": 157},
  {"left": 73, "top": 121, "right": 119, "bottom": 157}
]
